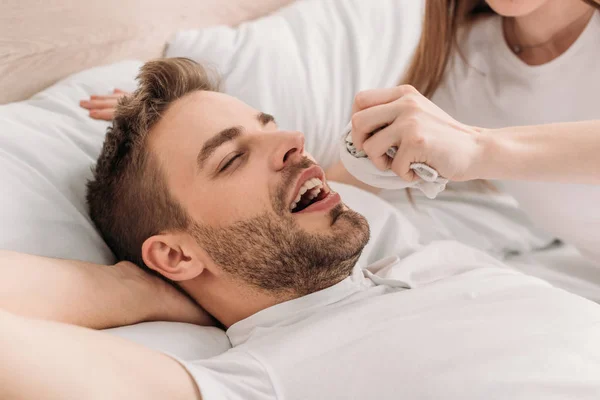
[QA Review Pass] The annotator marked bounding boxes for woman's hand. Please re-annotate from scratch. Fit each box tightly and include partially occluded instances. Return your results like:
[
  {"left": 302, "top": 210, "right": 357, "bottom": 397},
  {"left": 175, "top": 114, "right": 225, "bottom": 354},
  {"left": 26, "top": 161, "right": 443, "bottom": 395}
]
[
  {"left": 350, "top": 85, "right": 483, "bottom": 182},
  {"left": 79, "top": 88, "right": 129, "bottom": 120}
]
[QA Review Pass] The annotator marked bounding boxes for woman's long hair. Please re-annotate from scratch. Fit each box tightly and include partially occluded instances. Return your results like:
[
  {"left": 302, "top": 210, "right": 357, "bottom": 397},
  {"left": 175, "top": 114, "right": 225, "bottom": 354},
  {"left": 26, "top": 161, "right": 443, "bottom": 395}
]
[{"left": 401, "top": 0, "right": 600, "bottom": 97}]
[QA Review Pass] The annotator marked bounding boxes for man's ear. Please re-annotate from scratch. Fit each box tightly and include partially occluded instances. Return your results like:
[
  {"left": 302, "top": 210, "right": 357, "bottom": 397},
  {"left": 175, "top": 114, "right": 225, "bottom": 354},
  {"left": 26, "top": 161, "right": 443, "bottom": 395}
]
[{"left": 141, "top": 233, "right": 205, "bottom": 282}]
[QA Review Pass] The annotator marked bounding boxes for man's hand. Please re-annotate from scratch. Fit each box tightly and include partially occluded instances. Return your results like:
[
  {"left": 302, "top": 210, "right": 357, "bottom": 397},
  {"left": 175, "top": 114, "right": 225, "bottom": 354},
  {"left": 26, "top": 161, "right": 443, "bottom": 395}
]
[
  {"left": 79, "top": 88, "right": 129, "bottom": 120},
  {"left": 113, "top": 260, "right": 216, "bottom": 327},
  {"left": 0, "top": 250, "right": 215, "bottom": 329}
]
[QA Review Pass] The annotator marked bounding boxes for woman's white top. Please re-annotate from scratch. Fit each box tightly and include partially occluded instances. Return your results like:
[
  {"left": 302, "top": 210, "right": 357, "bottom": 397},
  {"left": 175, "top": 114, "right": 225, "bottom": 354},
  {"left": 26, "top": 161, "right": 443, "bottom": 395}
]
[{"left": 431, "top": 11, "right": 600, "bottom": 263}]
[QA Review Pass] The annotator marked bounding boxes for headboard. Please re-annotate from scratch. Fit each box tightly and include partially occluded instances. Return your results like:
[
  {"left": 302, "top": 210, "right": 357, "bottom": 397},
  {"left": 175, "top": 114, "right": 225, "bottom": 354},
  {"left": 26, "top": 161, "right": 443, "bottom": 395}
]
[{"left": 0, "top": 0, "right": 294, "bottom": 104}]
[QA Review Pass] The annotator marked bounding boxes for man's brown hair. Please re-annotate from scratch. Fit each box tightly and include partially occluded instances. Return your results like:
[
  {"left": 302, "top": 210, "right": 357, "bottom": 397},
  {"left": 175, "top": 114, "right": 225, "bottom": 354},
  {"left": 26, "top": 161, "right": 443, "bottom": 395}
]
[{"left": 86, "top": 57, "right": 219, "bottom": 269}]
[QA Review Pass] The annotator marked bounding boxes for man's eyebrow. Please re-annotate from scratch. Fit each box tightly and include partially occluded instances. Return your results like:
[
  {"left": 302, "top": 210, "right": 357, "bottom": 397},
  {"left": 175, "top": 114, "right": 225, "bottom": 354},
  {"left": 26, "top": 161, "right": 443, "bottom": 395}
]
[
  {"left": 258, "top": 112, "right": 276, "bottom": 126},
  {"left": 197, "top": 126, "right": 243, "bottom": 170},
  {"left": 196, "top": 113, "right": 276, "bottom": 170}
]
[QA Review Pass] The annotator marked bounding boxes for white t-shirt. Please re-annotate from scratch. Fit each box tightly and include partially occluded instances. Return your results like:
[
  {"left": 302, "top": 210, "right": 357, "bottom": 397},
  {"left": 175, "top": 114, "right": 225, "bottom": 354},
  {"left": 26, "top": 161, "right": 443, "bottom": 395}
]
[
  {"left": 430, "top": 12, "right": 600, "bottom": 263},
  {"left": 177, "top": 184, "right": 600, "bottom": 400}
]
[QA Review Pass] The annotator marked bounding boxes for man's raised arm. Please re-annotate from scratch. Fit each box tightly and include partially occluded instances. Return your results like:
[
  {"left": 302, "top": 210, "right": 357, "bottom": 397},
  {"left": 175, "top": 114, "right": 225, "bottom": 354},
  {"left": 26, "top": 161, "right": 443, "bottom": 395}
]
[
  {"left": 0, "top": 309, "right": 202, "bottom": 399},
  {"left": 0, "top": 250, "right": 214, "bottom": 329}
]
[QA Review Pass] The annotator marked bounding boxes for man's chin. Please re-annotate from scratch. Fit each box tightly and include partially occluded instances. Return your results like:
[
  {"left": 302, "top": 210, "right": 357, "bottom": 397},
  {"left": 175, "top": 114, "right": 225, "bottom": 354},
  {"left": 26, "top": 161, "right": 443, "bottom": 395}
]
[
  {"left": 330, "top": 203, "right": 347, "bottom": 225},
  {"left": 330, "top": 203, "right": 369, "bottom": 233}
]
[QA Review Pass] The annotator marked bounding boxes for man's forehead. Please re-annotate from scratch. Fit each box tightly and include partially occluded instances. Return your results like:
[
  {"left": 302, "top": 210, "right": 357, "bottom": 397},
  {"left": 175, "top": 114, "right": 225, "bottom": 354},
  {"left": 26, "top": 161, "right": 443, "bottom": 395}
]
[
  {"left": 148, "top": 90, "right": 264, "bottom": 176},
  {"left": 157, "top": 90, "right": 257, "bottom": 140}
]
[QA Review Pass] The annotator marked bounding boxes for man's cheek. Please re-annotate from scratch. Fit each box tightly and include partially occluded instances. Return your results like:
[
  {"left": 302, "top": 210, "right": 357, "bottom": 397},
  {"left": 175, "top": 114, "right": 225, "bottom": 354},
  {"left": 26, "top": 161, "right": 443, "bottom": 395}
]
[{"left": 229, "top": 188, "right": 270, "bottom": 216}]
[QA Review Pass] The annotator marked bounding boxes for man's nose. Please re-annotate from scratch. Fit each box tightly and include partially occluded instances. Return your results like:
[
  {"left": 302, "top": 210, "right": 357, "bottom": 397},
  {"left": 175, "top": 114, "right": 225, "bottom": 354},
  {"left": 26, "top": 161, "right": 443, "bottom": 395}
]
[{"left": 269, "top": 131, "right": 305, "bottom": 171}]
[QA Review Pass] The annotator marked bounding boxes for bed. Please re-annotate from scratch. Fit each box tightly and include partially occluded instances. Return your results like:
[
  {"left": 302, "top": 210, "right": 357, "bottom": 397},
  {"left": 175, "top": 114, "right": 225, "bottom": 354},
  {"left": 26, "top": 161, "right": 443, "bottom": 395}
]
[{"left": 1, "top": 0, "right": 598, "bottom": 366}]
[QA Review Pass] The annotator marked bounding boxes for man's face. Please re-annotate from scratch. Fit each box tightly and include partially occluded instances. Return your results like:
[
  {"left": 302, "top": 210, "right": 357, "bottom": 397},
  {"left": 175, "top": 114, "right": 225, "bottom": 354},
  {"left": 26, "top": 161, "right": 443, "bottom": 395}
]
[{"left": 149, "top": 91, "right": 369, "bottom": 295}]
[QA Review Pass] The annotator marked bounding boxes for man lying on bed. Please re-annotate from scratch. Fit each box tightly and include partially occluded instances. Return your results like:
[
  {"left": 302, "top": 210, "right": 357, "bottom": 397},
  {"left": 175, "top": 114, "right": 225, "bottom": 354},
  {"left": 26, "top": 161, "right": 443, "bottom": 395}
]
[{"left": 2, "top": 58, "right": 600, "bottom": 400}]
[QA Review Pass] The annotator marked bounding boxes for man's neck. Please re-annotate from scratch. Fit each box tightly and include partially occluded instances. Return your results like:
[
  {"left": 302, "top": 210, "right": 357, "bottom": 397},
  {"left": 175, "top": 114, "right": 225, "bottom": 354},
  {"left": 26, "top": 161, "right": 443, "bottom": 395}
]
[{"left": 180, "top": 274, "right": 295, "bottom": 328}]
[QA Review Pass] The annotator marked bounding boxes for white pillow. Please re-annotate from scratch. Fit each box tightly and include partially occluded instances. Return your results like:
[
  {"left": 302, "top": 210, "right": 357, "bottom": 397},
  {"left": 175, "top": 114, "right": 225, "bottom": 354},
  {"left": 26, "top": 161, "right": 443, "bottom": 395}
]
[
  {"left": 166, "top": 0, "right": 424, "bottom": 170},
  {"left": 0, "top": 61, "right": 233, "bottom": 356},
  {"left": 106, "top": 322, "right": 231, "bottom": 361},
  {"left": 0, "top": 61, "right": 141, "bottom": 264}
]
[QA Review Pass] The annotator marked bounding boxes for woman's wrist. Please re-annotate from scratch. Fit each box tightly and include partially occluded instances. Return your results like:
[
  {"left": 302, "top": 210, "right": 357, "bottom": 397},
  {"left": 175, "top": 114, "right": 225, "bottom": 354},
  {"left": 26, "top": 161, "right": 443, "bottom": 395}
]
[{"left": 471, "top": 126, "right": 505, "bottom": 181}]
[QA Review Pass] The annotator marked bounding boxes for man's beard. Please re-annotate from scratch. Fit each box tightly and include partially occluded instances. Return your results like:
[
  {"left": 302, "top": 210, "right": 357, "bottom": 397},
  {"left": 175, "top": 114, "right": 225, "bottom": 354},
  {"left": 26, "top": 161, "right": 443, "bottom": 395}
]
[{"left": 191, "top": 159, "right": 370, "bottom": 297}]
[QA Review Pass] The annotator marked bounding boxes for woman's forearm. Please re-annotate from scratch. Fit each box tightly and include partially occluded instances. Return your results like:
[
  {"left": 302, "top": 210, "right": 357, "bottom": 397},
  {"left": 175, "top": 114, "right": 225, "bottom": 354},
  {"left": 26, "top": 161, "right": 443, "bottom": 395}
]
[{"left": 476, "top": 120, "right": 600, "bottom": 184}]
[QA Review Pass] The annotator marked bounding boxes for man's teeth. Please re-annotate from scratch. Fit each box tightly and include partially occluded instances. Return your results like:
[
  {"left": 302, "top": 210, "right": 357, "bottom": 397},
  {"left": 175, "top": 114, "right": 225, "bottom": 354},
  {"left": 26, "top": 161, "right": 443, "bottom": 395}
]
[
  {"left": 306, "top": 186, "right": 321, "bottom": 200},
  {"left": 290, "top": 178, "right": 324, "bottom": 211}
]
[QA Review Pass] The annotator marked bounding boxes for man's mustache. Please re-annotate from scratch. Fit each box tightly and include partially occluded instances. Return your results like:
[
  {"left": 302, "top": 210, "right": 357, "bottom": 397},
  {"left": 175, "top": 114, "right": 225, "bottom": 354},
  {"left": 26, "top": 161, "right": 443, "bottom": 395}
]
[{"left": 274, "top": 157, "right": 317, "bottom": 214}]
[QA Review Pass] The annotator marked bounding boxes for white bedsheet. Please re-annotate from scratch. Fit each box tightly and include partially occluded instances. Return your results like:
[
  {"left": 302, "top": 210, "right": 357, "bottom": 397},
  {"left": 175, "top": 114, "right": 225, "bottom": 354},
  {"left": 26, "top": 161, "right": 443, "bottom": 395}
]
[
  {"left": 378, "top": 185, "right": 600, "bottom": 302},
  {"left": 506, "top": 245, "right": 600, "bottom": 303}
]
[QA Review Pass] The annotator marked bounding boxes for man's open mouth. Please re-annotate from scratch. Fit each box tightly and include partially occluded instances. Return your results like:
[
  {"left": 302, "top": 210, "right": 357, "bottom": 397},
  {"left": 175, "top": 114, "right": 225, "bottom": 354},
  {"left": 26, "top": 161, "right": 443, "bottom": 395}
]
[
  {"left": 287, "top": 165, "right": 333, "bottom": 213},
  {"left": 289, "top": 177, "right": 329, "bottom": 213}
]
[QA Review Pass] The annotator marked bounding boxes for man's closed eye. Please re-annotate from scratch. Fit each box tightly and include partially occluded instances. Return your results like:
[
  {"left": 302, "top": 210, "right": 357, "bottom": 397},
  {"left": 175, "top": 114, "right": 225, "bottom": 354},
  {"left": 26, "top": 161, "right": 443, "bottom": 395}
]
[{"left": 218, "top": 152, "right": 245, "bottom": 173}]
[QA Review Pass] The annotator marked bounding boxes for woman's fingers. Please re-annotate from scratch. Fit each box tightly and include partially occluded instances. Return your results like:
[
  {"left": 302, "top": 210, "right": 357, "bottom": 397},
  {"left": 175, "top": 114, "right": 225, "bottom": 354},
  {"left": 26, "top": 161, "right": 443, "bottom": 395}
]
[
  {"left": 88, "top": 88, "right": 128, "bottom": 101},
  {"left": 351, "top": 101, "right": 399, "bottom": 150},
  {"left": 352, "top": 85, "right": 418, "bottom": 114},
  {"left": 79, "top": 99, "right": 119, "bottom": 110},
  {"left": 391, "top": 141, "right": 419, "bottom": 182},
  {"left": 81, "top": 89, "right": 127, "bottom": 107},
  {"left": 79, "top": 89, "right": 129, "bottom": 121},
  {"left": 361, "top": 124, "right": 400, "bottom": 171},
  {"left": 360, "top": 117, "right": 426, "bottom": 181},
  {"left": 89, "top": 109, "right": 116, "bottom": 121},
  {"left": 89, "top": 94, "right": 123, "bottom": 100},
  {"left": 351, "top": 89, "right": 422, "bottom": 150}
]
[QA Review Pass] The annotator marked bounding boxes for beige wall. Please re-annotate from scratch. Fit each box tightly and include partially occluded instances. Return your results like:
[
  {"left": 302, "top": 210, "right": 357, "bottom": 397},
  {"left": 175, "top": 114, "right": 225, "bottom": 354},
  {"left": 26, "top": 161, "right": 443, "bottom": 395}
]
[{"left": 0, "top": 0, "right": 293, "bottom": 104}]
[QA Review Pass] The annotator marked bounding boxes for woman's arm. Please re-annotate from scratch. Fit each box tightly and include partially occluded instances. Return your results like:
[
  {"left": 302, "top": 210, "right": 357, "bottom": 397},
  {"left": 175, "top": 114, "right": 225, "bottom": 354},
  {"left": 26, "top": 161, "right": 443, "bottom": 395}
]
[
  {"left": 350, "top": 86, "right": 600, "bottom": 185},
  {"left": 0, "top": 250, "right": 214, "bottom": 329},
  {"left": 325, "top": 161, "right": 381, "bottom": 194},
  {"left": 476, "top": 121, "right": 600, "bottom": 184},
  {"left": 0, "top": 309, "right": 202, "bottom": 400}
]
